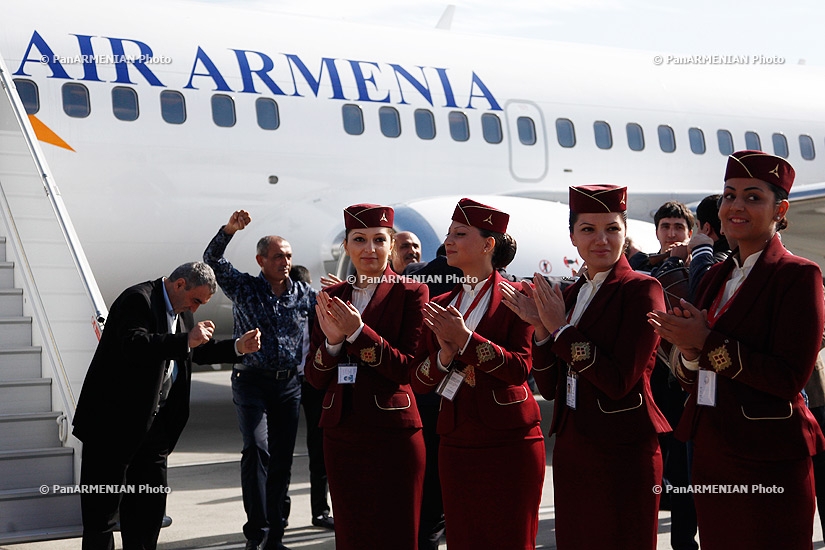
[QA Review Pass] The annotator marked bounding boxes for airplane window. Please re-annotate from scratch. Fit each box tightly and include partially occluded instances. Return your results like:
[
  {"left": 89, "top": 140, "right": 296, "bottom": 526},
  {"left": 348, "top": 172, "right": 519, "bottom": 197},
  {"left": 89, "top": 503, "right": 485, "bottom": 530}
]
[
  {"left": 688, "top": 128, "right": 706, "bottom": 154},
  {"left": 112, "top": 86, "right": 139, "bottom": 122},
  {"left": 717, "top": 130, "right": 734, "bottom": 155},
  {"left": 799, "top": 135, "right": 815, "bottom": 160},
  {"left": 379, "top": 106, "right": 401, "bottom": 138},
  {"left": 745, "top": 131, "right": 761, "bottom": 151},
  {"left": 414, "top": 109, "right": 435, "bottom": 140},
  {"left": 342, "top": 104, "right": 364, "bottom": 136},
  {"left": 481, "top": 113, "right": 503, "bottom": 144},
  {"left": 449, "top": 111, "right": 469, "bottom": 142},
  {"left": 772, "top": 133, "right": 789, "bottom": 158},
  {"left": 13, "top": 79, "right": 39, "bottom": 115},
  {"left": 555, "top": 118, "right": 574, "bottom": 148},
  {"left": 160, "top": 90, "right": 186, "bottom": 124},
  {"left": 517, "top": 117, "right": 537, "bottom": 145},
  {"left": 658, "top": 125, "right": 676, "bottom": 153},
  {"left": 256, "top": 98, "right": 280, "bottom": 130},
  {"left": 594, "top": 121, "right": 612, "bottom": 149},
  {"left": 62, "top": 83, "right": 91, "bottom": 118},
  {"left": 626, "top": 123, "right": 644, "bottom": 151},
  {"left": 211, "top": 94, "right": 236, "bottom": 128}
]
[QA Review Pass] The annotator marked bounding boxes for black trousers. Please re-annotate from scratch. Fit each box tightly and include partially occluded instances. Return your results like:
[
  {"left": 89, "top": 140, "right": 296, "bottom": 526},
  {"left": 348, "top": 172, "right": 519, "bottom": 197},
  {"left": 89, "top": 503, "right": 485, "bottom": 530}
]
[
  {"left": 300, "top": 376, "right": 330, "bottom": 518},
  {"left": 80, "top": 415, "right": 171, "bottom": 550}
]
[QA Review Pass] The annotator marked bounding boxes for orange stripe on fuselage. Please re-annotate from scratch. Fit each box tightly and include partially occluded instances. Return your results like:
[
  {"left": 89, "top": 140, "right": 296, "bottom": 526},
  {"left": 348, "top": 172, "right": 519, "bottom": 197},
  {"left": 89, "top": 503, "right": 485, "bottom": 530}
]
[{"left": 27, "top": 114, "right": 75, "bottom": 152}]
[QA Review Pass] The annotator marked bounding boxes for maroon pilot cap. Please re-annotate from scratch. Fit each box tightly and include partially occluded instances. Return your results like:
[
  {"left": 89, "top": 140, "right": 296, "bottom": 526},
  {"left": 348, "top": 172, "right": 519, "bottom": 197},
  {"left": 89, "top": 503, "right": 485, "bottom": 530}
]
[
  {"left": 724, "top": 150, "right": 795, "bottom": 194},
  {"left": 343, "top": 204, "right": 394, "bottom": 230},
  {"left": 569, "top": 185, "right": 628, "bottom": 213},
  {"left": 452, "top": 198, "right": 509, "bottom": 234}
]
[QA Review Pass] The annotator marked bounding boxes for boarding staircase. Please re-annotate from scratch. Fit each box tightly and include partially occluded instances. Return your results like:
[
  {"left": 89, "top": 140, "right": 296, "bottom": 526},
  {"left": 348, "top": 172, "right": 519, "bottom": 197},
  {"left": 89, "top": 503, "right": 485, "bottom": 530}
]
[{"left": 0, "top": 55, "right": 107, "bottom": 541}]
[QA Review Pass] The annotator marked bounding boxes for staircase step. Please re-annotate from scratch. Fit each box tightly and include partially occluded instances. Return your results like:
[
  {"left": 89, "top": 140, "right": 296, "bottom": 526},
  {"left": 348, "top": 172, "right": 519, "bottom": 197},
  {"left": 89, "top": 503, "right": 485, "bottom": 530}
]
[
  {"left": 0, "top": 346, "right": 42, "bottom": 380},
  {"left": 0, "top": 261, "right": 13, "bottom": 289},
  {"left": 0, "top": 378, "right": 51, "bottom": 414},
  {"left": 0, "top": 488, "right": 81, "bottom": 540},
  {"left": 0, "top": 316, "right": 32, "bottom": 346},
  {"left": 0, "top": 448, "right": 74, "bottom": 490},
  {"left": 0, "top": 411, "right": 62, "bottom": 450},
  {"left": 0, "top": 288, "right": 23, "bottom": 316}
]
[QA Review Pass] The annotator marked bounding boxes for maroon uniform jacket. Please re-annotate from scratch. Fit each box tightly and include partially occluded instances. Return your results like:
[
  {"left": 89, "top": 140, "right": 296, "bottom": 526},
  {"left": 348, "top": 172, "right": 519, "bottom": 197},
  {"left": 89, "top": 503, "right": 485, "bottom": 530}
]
[
  {"left": 674, "top": 234, "right": 825, "bottom": 460},
  {"left": 411, "top": 271, "right": 541, "bottom": 434},
  {"left": 305, "top": 267, "right": 428, "bottom": 430},
  {"left": 532, "top": 255, "right": 671, "bottom": 443}
]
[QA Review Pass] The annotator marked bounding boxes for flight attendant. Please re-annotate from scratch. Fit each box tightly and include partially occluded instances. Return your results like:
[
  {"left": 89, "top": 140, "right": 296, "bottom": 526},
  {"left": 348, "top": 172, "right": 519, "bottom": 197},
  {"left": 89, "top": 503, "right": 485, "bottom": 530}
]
[
  {"left": 648, "top": 151, "right": 825, "bottom": 550},
  {"left": 502, "top": 185, "right": 670, "bottom": 549},
  {"left": 411, "top": 198, "right": 545, "bottom": 550},
  {"left": 305, "top": 204, "right": 427, "bottom": 550}
]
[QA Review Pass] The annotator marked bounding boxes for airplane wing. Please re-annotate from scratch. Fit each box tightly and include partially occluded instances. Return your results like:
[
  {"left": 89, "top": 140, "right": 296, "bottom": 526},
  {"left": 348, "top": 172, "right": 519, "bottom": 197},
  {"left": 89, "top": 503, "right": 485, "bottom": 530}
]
[{"left": 783, "top": 182, "right": 825, "bottom": 270}]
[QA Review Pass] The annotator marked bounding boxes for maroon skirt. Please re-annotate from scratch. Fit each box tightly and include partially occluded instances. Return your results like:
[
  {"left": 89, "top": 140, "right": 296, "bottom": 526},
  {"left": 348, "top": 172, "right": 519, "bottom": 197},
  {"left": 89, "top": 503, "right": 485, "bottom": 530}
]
[
  {"left": 323, "top": 425, "right": 425, "bottom": 550},
  {"left": 692, "top": 442, "right": 815, "bottom": 550},
  {"left": 439, "top": 423, "right": 546, "bottom": 550},
  {"left": 553, "top": 429, "right": 662, "bottom": 550}
]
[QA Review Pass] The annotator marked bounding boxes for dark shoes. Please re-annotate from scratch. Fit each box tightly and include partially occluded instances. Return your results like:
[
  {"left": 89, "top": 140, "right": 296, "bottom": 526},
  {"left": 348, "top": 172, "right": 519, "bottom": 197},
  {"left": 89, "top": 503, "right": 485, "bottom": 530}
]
[
  {"left": 244, "top": 541, "right": 260, "bottom": 550},
  {"left": 311, "top": 511, "right": 334, "bottom": 530}
]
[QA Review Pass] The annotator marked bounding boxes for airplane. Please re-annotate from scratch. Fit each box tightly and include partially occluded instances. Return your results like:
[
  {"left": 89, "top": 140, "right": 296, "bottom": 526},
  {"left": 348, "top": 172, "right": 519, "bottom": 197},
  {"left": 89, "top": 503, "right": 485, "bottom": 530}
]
[
  {"left": 1, "top": 0, "right": 825, "bottom": 540},
  {"left": 3, "top": 0, "right": 825, "bottom": 315}
]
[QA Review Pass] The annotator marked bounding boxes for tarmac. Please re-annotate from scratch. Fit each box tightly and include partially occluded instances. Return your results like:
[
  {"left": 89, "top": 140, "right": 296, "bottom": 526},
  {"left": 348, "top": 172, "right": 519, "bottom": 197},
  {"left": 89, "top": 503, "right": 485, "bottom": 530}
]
[{"left": 4, "top": 370, "right": 824, "bottom": 550}]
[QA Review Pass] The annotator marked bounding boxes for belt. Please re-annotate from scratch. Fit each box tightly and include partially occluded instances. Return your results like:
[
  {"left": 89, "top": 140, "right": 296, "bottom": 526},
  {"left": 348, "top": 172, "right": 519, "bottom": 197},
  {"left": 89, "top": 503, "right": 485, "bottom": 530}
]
[{"left": 234, "top": 364, "right": 296, "bottom": 380}]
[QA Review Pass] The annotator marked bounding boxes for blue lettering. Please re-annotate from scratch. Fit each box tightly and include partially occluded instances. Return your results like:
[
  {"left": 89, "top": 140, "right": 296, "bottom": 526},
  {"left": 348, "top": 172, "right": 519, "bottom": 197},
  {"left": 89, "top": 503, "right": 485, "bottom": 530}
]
[
  {"left": 466, "top": 72, "right": 501, "bottom": 111},
  {"left": 106, "top": 37, "right": 164, "bottom": 86},
  {"left": 434, "top": 68, "right": 458, "bottom": 108},
  {"left": 348, "top": 60, "right": 390, "bottom": 103},
  {"left": 13, "top": 30, "right": 71, "bottom": 79},
  {"left": 232, "top": 49, "right": 285, "bottom": 95},
  {"left": 285, "top": 55, "right": 345, "bottom": 99},
  {"left": 184, "top": 47, "right": 232, "bottom": 91},
  {"left": 389, "top": 64, "right": 432, "bottom": 106},
  {"left": 71, "top": 34, "right": 103, "bottom": 82}
]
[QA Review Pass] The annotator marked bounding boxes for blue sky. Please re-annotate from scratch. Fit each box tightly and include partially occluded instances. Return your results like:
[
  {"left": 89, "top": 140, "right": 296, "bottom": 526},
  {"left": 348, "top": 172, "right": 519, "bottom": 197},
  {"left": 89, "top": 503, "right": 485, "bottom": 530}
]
[{"left": 200, "top": 0, "right": 825, "bottom": 66}]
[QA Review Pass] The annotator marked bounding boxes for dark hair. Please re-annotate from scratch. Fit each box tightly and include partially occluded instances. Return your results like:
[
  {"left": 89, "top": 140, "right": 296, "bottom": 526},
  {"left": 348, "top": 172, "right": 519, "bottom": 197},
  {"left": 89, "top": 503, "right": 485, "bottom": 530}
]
[
  {"left": 343, "top": 227, "right": 396, "bottom": 243},
  {"left": 569, "top": 211, "right": 628, "bottom": 233},
  {"left": 289, "top": 265, "right": 311, "bottom": 284},
  {"left": 768, "top": 185, "right": 790, "bottom": 231},
  {"left": 653, "top": 201, "right": 695, "bottom": 229},
  {"left": 696, "top": 194, "right": 722, "bottom": 236},
  {"left": 478, "top": 229, "right": 517, "bottom": 269},
  {"left": 169, "top": 262, "right": 217, "bottom": 294}
]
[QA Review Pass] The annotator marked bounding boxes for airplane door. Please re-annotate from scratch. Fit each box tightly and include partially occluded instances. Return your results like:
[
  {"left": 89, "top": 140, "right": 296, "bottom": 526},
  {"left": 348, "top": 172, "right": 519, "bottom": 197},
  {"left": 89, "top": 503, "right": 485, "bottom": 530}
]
[{"left": 505, "top": 100, "right": 547, "bottom": 182}]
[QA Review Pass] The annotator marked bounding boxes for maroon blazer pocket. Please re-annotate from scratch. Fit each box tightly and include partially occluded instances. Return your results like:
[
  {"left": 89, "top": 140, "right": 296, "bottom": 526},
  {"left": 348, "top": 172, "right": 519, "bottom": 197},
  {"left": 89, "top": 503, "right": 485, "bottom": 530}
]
[
  {"left": 720, "top": 399, "right": 813, "bottom": 461},
  {"left": 575, "top": 391, "right": 653, "bottom": 444},
  {"left": 318, "top": 388, "right": 342, "bottom": 428},
  {"left": 477, "top": 384, "right": 541, "bottom": 430},
  {"left": 374, "top": 391, "right": 413, "bottom": 411}
]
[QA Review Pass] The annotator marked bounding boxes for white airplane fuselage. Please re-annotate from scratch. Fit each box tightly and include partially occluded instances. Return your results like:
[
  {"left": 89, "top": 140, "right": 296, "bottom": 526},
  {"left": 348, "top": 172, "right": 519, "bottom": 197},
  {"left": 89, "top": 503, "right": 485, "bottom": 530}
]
[{"left": 2, "top": 0, "right": 824, "bottom": 328}]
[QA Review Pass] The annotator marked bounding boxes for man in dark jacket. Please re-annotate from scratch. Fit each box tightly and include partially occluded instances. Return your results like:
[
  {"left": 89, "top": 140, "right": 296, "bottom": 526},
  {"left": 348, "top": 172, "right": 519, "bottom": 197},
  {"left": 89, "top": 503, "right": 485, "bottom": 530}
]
[{"left": 73, "top": 262, "right": 260, "bottom": 550}]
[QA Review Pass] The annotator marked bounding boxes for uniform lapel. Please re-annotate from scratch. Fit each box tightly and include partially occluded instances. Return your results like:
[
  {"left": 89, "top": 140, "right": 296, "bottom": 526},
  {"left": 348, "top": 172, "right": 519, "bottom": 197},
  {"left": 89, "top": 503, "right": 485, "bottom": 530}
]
[
  {"left": 474, "top": 271, "right": 504, "bottom": 335},
  {"left": 360, "top": 266, "right": 395, "bottom": 328},
  {"left": 711, "top": 234, "right": 785, "bottom": 333}
]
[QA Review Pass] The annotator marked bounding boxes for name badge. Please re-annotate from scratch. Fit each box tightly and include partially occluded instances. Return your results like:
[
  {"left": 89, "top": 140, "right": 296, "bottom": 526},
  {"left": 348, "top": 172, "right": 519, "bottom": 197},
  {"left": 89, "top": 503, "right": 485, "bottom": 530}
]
[
  {"left": 566, "top": 369, "right": 577, "bottom": 410},
  {"left": 436, "top": 369, "right": 466, "bottom": 401},
  {"left": 697, "top": 370, "right": 717, "bottom": 407},
  {"left": 338, "top": 363, "right": 357, "bottom": 385}
]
